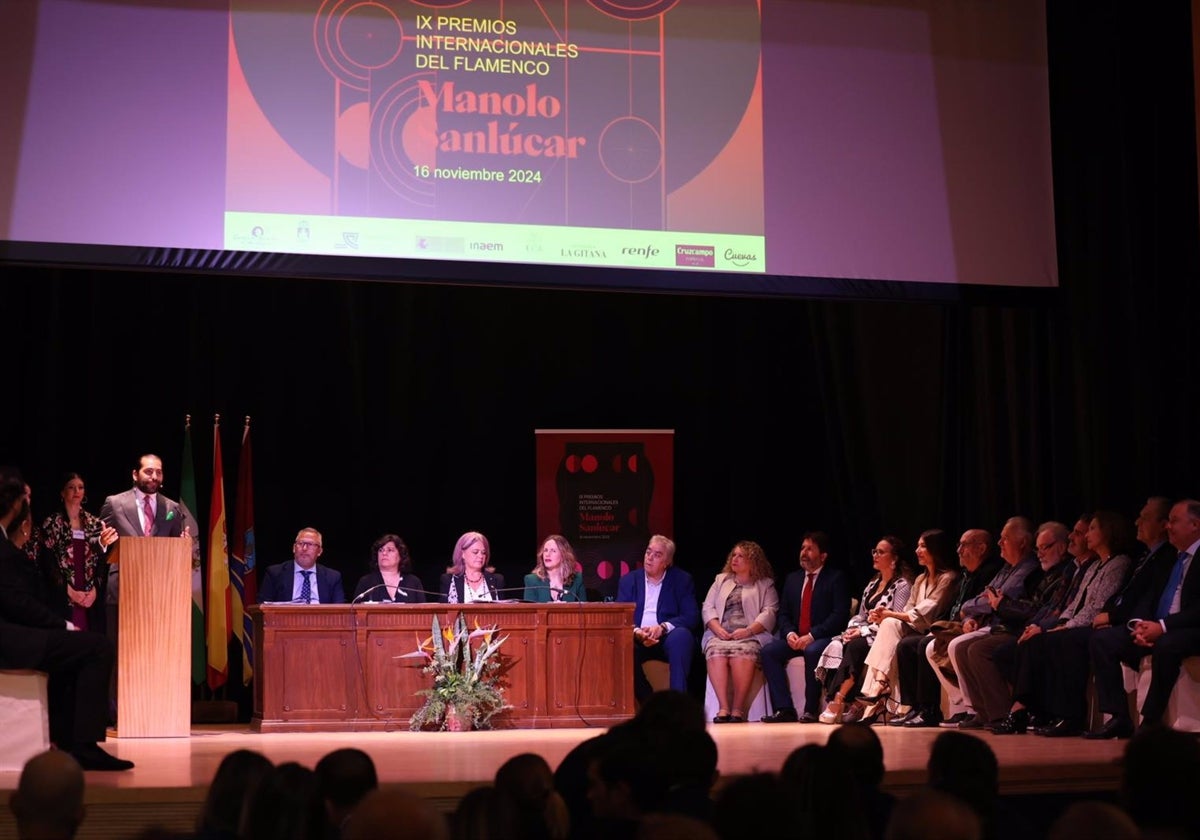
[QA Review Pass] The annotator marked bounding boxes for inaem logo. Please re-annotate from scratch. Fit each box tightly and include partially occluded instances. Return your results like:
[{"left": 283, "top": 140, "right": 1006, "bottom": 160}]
[
  {"left": 341, "top": 232, "right": 360, "bottom": 249},
  {"left": 296, "top": 220, "right": 311, "bottom": 241}
]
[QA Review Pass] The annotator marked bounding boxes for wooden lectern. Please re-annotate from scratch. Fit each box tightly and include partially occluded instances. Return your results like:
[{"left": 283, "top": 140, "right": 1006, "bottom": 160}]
[{"left": 115, "top": 536, "right": 192, "bottom": 737}]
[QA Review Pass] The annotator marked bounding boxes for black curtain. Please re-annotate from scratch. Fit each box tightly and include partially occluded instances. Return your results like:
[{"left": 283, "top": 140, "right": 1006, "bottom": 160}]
[{"left": 4, "top": 1, "right": 1198, "bottom": 603}]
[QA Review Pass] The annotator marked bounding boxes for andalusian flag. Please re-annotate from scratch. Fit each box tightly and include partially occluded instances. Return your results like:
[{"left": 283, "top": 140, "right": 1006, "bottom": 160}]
[
  {"left": 231, "top": 417, "right": 257, "bottom": 685},
  {"left": 181, "top": 417, "right": 205, "bottom": 685},
  {"left": 205, "top": 417, "right": 231, "bottom": 690}
]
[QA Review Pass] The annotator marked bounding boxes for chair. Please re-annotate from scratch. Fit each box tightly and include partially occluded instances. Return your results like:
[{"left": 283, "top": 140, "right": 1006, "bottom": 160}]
[
  {"left": 704, "top": 669, "right": 771, "bottom": 721},
  {"left": 1121, "top": 655, "right": 1200, "bottom": 732},
  {"left": 0, "top": 669, "right": 50, "bottom": 771}
]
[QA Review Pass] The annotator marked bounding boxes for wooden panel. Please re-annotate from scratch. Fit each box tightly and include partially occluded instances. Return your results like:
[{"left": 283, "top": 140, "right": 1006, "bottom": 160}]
[
  {"left": 250, "top": 603, "right": 635, "bottom": 731},
  {"left": 116, "top": 537, "right": 192, "bottom": 738}
]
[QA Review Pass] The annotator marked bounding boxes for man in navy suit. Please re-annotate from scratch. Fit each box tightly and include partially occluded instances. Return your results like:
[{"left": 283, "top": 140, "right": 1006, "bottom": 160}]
[
  {"left": 760, "top": 531, "right": 850, "bottom": 722},
  {"left": 258, "top": 527, "right": 346, "bottom": 604},
  {"left": 617, "top": 535, "right": 700, "bottom": 701},
  {"left": 1088, "top": 498, "right": 1200, "bottom": 738}
]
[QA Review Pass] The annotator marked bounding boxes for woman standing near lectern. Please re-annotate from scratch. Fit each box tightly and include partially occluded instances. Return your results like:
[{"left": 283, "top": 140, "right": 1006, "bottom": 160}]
[
  {"left": 36, "top": 472, "right": 119, "bottom": 632},
  {"left": 352, "top": 533, "right": 426, "bottom": 603}
]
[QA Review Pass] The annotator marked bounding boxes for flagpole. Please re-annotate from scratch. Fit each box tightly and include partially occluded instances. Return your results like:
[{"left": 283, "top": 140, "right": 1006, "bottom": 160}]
[{"left": 206, "top": 413, "right": 231, "bottom": 694}]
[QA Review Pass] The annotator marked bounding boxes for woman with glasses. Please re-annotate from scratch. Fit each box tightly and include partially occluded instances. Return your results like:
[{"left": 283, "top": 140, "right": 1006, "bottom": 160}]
[
  {"left": 861, "top": 529, "right": 960, "bottom": 726},
  {"left": 352, "top": 533, "right": 427, "bottom": 603},
  {"left": 817, "top": 535, "right": 912, "bottom": 724}
]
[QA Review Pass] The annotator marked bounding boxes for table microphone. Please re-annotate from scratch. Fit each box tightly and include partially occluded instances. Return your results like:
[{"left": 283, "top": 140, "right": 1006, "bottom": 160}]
[
  {"left": 351, "top": 583, "right": 446, "bottom": 603},
  {"left": 351, "top": 583, "right": 394, "bottom": 604}
]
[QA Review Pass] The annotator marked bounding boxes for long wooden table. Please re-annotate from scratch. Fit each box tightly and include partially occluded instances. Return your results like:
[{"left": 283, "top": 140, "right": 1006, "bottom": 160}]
[{"left": 250, "top": 602, "right": 636, "bottom": 731}]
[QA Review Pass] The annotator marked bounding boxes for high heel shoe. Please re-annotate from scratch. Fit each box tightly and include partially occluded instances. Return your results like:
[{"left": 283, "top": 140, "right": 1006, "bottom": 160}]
[
  {"left": 841, "top": 699, "right": 868, "bottom": 724},
  {"left": 818, "top": 695, "right": 846, "bottom": 724},
  {"left": 858, "top": 674, "right": 892, "bottom": 705}
]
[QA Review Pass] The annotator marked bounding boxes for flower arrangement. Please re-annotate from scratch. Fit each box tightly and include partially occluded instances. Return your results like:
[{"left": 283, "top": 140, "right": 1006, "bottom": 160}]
[{"left": 407, "top": 612, "right": 510, "bottom": 731}]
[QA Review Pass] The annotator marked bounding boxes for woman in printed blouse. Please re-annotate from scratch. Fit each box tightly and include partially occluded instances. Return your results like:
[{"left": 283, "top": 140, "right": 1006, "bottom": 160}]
[
  {"left": 817, "top": 535, "right": 912, "bottom": 724},
  {"left": 37, "top": 472, "right": 119, "bottom": 631},
  {"left": 440, "top": 531, "right": 505, "bottom": 603}
]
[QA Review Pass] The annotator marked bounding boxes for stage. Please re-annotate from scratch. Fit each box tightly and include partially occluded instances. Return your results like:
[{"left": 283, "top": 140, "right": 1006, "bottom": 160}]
[{"left": 0, "top": 721, "right": 1129, "bottom": 840}]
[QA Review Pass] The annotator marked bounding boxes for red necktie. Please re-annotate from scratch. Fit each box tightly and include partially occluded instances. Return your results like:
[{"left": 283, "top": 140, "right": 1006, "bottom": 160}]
[
  {"left": 143, "top": 496, "right": 154, "bottom": 536},
  {"left": 798, "top": 573, "right": 814, "bottom": 635}
]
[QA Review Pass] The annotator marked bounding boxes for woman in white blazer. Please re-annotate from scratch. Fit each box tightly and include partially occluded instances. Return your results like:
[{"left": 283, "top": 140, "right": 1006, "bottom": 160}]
[{"left": 701, "top": 541, "right": 779, "bottom": 723}]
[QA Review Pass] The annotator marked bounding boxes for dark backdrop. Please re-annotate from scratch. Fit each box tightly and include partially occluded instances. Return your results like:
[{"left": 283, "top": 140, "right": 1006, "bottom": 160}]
[{"left": 3, "top": 2, "right": 1198, "bottom": 604}]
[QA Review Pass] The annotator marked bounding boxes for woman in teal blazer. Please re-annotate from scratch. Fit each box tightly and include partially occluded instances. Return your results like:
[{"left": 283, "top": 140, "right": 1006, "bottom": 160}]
[{"left": 523, "top": 535, "right": 588, "bottom": 602}]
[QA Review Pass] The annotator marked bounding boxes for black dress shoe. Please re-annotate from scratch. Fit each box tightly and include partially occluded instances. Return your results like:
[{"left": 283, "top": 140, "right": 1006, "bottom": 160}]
[
  {"left": 888, "top": 708, "right": 919, "bottom": 726},
  {"left": 1033, "top": 717, "right": 1063, "bottom": 736},
  {"left": 1084, "top": 717, "right": 1134, "bottom": 740},
  {"left": 760, "top": 709, "right": 799, "bottom": 723},
  {"left": 903, "top": 709, "right": 941, "bottom": 728},
  {"left": 798, "top": 712, "right": 820, "bottom": 724},
  {"left": 70, "top": 743, "right": 134, "bottom": 771},
  {"left": 991, "top": 709, "right": 1029, "bottom": 735},
  {"left": 1041, "top": 718, "right": 1084, "bottom": 738}
]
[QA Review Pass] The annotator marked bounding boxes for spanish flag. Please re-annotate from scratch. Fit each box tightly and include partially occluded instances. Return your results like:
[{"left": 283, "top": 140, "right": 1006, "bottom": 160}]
[{"left": 206, "top": 416, "right": 231, "bottom": 690}]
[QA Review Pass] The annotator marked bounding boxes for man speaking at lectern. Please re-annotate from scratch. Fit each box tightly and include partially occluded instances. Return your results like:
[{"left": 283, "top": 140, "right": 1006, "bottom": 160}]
[
  {"left": 100, "top": 453, "right": 199, "bottom": 609},
  {"left": 100, "top": 453, "right": 199, "bottom": 723}
]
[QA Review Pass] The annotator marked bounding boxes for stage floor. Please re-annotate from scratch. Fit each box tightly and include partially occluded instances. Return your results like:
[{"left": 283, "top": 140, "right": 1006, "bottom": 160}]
[{"left": 0, "top": 721, "right": 1130, "bottom": 840}]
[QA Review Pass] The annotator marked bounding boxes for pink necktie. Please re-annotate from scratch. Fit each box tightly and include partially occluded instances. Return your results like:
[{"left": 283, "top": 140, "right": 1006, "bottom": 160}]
[{"left": 143, "top": 497, "right": 154, "bottom": 536}]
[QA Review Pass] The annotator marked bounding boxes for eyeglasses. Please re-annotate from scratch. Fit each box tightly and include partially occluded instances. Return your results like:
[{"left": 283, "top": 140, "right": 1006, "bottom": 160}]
[
  {"left": 1035, "top": 542, "right": 1060, "bottom": 553},
  {"left": 871, "top": 548, "right": 892, "bottom": 556},
  {"left": 294, "top": 540, "right": 320, "bottom": 549}
]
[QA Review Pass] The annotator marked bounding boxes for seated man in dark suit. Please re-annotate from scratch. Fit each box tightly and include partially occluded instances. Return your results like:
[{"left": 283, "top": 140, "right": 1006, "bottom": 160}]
[
  {"left": 0, "top": 473, "right": 133, "bottom": 771},
  {"left": 617, "top": 535, "right": 700, "bottom": 701},
  {"left": 760, "top": 531, "right": 850, "bottom": 722},
  {"left": 258, "top": 527, "right": 346, "bottom": 604},
  {"left": 1089, "top": 498, "right": 1200, "bottom": 738}
]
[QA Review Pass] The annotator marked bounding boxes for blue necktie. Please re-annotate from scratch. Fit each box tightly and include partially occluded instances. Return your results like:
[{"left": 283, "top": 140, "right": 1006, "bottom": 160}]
[
  {"left": 300, "top": 569, "right": 313, "bottom": 604},
  {"left": 1155, "top": 551, "right": 1189, "bottom": 620}
]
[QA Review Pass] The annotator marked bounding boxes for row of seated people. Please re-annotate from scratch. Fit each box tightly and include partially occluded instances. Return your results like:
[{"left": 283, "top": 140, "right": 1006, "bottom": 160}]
[
  {"left": 254, "top": 529, "right": 591, "bottom": 606},
  {"left": 748, "top": 497, "right": 1200, "bottom": 741},
  {"left": 20, "top": 462, "right": 1198, "bottom": 741},
  {"left": 624, "top": 498, "right": 1199, "bottom": 738}
]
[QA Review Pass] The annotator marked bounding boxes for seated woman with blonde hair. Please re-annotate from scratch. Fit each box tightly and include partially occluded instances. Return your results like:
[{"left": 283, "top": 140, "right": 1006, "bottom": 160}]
[
  {"left": 523, "top": 535, "right": 587, "bottom": 602},
  {"left": 701, "top": 541, "right": 779, "bottom": 723}
]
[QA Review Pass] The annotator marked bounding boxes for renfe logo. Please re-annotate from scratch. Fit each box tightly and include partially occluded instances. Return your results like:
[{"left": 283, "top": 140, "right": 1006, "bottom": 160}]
[
  {"left": 675, "top": 244, "right": 715, "bottom": 268},
  {"left": 621, "top": 245, "right": 660, "bottom": 260}
]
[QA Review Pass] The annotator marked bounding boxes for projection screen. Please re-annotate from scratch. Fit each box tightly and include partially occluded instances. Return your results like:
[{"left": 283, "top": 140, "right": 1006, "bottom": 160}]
[{"left": 0, "top": 0, "right": 1057, "bottom": 297}]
